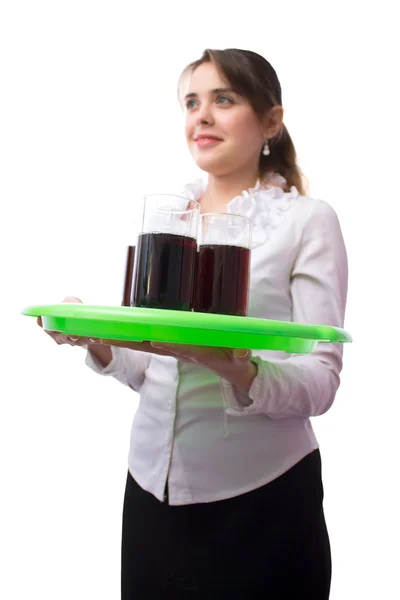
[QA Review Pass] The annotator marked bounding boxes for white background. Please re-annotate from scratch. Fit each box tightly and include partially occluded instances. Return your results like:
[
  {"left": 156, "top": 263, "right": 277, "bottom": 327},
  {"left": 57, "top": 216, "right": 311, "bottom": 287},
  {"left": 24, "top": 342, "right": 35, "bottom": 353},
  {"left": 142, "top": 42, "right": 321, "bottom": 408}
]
[{"left": 1, "top": 1, "right": 399, "bottom": 598}]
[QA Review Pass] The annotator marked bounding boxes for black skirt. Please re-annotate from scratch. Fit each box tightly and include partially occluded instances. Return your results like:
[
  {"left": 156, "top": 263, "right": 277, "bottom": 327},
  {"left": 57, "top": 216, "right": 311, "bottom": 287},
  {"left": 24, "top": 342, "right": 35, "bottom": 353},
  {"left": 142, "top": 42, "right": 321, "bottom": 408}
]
[{"left": 121, "top": 449, "right": 331, "bottom": 599}]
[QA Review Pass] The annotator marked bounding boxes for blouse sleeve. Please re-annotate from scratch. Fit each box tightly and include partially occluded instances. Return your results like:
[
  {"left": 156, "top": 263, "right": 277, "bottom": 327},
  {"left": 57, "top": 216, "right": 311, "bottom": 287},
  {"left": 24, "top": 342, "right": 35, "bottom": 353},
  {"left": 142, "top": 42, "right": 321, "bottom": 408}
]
[
  {"left": 86, "top": 345, "right": 151, "bottom": 392},
  {"left": 220, "top": 200, "right": 349, "bottom": 419}
]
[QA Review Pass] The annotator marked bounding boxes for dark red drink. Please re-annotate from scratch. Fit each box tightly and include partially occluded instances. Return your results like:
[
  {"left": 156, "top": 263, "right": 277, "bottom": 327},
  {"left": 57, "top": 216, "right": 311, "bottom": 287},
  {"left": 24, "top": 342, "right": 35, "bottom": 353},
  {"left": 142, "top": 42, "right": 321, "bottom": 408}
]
[
  {"left": 193, "top": 244, "right": 250, "bottom": 316},
  {"left": 132, "top": 232, "right": 197, "bottom": 310},
  {"left": 122, "top": 245, "right": 136, "bottom": 307}
]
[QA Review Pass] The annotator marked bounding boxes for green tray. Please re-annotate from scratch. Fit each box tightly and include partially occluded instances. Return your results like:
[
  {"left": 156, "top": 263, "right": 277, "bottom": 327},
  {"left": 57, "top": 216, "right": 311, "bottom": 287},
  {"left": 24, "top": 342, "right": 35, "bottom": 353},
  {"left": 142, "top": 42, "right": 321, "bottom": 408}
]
[{"left": 22, "top": 304, "right": 352, "bottom": 354}]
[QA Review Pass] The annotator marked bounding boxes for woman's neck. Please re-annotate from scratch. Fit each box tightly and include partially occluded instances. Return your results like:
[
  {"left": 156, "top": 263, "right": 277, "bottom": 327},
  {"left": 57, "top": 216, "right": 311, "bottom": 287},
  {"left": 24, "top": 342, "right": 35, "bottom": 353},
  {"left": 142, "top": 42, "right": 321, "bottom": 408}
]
[{"left": 200, "top": 171, "right": 259, "bottom": 213}]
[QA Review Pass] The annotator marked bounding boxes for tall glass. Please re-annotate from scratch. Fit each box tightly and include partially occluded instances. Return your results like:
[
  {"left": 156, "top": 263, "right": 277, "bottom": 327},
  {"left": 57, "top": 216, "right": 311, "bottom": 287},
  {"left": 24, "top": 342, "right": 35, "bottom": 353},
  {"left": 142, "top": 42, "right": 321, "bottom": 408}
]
[
  {"left": 132, "top": 195, "right": 200, "bottom": 311},
  {"left": 193, "top": 213, "right": 252, "bottom": 316},
  {"left": 122, "top": 245, "right": 136, "bottom": 307}
]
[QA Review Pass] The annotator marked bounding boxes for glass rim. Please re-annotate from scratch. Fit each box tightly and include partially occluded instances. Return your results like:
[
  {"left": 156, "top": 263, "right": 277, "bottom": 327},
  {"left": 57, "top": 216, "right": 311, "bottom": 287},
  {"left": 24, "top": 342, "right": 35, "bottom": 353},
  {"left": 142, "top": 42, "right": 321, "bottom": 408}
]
[
  {"left": 143, "top": 193, "right": 200, "bottom": 210},
  {"left": 198, "top": 240, "right": 251, "bottom": 246},
  {"left": 200, "top": 211, "right": 252, "bottom": 224}
]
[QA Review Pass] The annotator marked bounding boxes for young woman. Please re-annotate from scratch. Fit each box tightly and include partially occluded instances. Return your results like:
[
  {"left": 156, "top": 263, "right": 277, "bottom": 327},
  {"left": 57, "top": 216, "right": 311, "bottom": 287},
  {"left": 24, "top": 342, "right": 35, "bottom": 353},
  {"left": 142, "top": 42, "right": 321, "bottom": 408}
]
[{"left": 41, "top": 49, "right": 348, "bottom": 598}]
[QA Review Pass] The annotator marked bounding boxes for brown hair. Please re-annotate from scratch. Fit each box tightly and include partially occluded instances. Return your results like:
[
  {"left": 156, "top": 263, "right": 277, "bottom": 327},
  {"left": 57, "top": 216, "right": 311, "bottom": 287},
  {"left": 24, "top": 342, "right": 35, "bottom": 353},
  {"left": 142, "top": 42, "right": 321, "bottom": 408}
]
[{"left": 180, "top": 48, "right": 306, "bottom": 195}]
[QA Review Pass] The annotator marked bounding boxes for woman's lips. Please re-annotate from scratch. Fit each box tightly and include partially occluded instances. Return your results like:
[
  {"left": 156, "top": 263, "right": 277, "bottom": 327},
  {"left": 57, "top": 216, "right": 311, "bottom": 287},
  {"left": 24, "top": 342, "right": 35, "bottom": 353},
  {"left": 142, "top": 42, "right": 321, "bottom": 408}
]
[{"left": 194, "top": 137, "right": 223, "bottom": 147}]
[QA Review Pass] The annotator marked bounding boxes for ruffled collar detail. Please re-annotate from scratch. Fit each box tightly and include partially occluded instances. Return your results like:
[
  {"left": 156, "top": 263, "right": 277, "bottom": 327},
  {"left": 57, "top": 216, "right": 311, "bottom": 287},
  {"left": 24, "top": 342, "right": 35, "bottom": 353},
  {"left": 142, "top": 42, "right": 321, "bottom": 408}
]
[{"left": 182, "top": 173, "right": 299, "bottom": 248}]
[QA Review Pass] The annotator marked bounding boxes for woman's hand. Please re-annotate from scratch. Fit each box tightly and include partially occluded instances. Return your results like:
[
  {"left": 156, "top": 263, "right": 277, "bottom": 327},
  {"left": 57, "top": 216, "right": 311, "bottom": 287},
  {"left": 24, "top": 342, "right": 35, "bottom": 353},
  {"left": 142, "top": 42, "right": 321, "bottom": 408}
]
[
  {"left": 101, "top": 339, "right": 257, "bottom": 394},
  {"left": 37, "top": 296, "right": 115, "bottom": 367},
  {"left": 37, "top": 296, "right": 99, "bottom": 347}
]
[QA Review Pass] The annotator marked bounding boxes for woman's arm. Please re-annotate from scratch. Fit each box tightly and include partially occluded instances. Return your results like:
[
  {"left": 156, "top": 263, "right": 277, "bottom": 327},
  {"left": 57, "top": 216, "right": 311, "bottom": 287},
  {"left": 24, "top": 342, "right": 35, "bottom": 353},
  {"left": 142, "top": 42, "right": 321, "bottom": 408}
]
[
  {"left": 38, "top": 297, "right": 154, "bottom": 393},
  {"left": 86, "top": 343, "right": 152, "bottom": 393},
  {"left": 219, "top": 199, "right": 348, "bottom": 418},
  {"left": 87, "top": 343, "right": 112, "bottom": 368}
]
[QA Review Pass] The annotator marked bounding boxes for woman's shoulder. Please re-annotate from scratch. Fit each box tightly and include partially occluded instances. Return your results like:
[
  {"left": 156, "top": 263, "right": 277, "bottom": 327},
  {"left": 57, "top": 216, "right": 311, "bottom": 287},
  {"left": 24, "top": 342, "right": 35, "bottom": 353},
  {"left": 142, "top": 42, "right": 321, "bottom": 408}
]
[{"left": 293, "top": 193, "right": 342, "bottom": 227}]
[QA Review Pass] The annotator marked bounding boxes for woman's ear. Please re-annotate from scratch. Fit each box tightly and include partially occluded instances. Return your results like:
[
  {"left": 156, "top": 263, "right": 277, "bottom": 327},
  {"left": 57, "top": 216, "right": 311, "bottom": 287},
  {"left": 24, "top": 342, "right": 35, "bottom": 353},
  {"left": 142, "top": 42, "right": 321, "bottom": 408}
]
[{"left": 262, "top": 105, "right": 284, "bottom": 139}]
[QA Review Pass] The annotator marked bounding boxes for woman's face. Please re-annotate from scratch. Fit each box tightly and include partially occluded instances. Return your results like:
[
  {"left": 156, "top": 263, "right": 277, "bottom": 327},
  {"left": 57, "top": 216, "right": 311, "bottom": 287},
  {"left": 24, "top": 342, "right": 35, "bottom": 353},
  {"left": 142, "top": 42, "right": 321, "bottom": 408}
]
[{"left": 183, "top": 62, "right": 267, "bottom": 178}]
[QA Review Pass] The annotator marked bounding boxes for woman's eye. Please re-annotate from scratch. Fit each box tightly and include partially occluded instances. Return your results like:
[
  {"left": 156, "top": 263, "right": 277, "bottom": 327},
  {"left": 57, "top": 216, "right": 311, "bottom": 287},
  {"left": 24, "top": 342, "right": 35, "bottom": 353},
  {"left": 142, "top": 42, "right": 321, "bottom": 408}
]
[
  {"left": 186, "top": 99, "right": 197, "bottom": 110},
  {"left": 217, "top": 96, "right": 233, "bottom": 105}
]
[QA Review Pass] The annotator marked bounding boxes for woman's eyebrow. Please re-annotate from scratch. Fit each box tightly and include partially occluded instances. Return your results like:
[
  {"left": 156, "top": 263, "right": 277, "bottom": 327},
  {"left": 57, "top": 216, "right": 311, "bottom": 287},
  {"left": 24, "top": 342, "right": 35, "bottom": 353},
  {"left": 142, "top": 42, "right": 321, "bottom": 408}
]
[{"left": 184, "top": 87, "right": 236, "bottom": 101}]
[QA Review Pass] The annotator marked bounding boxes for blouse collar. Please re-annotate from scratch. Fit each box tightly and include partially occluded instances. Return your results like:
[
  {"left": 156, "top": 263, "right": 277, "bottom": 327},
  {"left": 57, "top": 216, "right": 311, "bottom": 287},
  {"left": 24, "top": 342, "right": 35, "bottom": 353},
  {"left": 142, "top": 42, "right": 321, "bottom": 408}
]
[{"left": 182, "top": 173, "right": 299, "bottom": 248}]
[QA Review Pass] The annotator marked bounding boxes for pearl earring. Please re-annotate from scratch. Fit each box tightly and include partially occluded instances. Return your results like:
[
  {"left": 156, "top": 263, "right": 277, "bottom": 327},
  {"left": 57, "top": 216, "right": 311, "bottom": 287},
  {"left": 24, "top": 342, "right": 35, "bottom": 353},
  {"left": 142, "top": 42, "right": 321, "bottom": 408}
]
[{"left": 262, "top": 140, "right": 270, "bottom": 156}]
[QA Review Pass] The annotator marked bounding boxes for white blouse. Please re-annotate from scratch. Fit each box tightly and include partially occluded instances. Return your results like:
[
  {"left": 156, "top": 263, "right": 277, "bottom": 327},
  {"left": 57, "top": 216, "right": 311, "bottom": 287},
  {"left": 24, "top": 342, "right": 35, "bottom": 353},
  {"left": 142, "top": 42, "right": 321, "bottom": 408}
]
[{"left": 86, "top": 177, "right": 348, "bottom": 505}]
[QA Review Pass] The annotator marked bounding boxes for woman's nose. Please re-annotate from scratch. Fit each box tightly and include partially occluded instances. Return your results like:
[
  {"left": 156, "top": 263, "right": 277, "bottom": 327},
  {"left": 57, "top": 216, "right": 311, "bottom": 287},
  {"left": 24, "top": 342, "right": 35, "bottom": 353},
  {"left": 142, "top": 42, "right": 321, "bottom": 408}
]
[{"left": 196, "top": 102, "right": 214, "bottom": 126}]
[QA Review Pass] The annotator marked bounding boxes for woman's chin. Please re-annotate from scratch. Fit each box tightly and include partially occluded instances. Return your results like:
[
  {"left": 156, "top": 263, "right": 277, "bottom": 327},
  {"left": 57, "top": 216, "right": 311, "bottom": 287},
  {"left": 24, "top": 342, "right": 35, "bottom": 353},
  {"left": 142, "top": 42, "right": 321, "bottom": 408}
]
[{"left": 193, "top": 157, "right": 232, "bottom": 177}]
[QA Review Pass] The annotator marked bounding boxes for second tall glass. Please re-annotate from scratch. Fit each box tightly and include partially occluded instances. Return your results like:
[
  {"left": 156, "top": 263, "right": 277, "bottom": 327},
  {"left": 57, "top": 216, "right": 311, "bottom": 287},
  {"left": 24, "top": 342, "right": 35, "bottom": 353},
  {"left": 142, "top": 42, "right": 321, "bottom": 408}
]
[
  {"left": 132, "top": 195, "right": 200, "bottom": 311},
  {"left": 193, "top": 213, "right": 252, "bottom": 316}
]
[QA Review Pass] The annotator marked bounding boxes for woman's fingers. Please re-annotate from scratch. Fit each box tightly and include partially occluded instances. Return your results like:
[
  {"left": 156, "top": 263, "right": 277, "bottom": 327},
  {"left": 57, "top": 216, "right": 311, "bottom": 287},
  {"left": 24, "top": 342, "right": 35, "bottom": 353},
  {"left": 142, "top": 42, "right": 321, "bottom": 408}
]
[
  {"left": 41, "top": 331, "right": 100, "bottom": 347},
  {"left": 63, "top": 335, "right": 101, "bottom": 346},
  {"left": 100, "top": 339, "right": 178, "bottom": 357},
  {"left": 231, "top": 348, "right": 251, "bottom": 362},
  {"left": 62, "top": 296, "right": 83, "bottom": 303}
]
